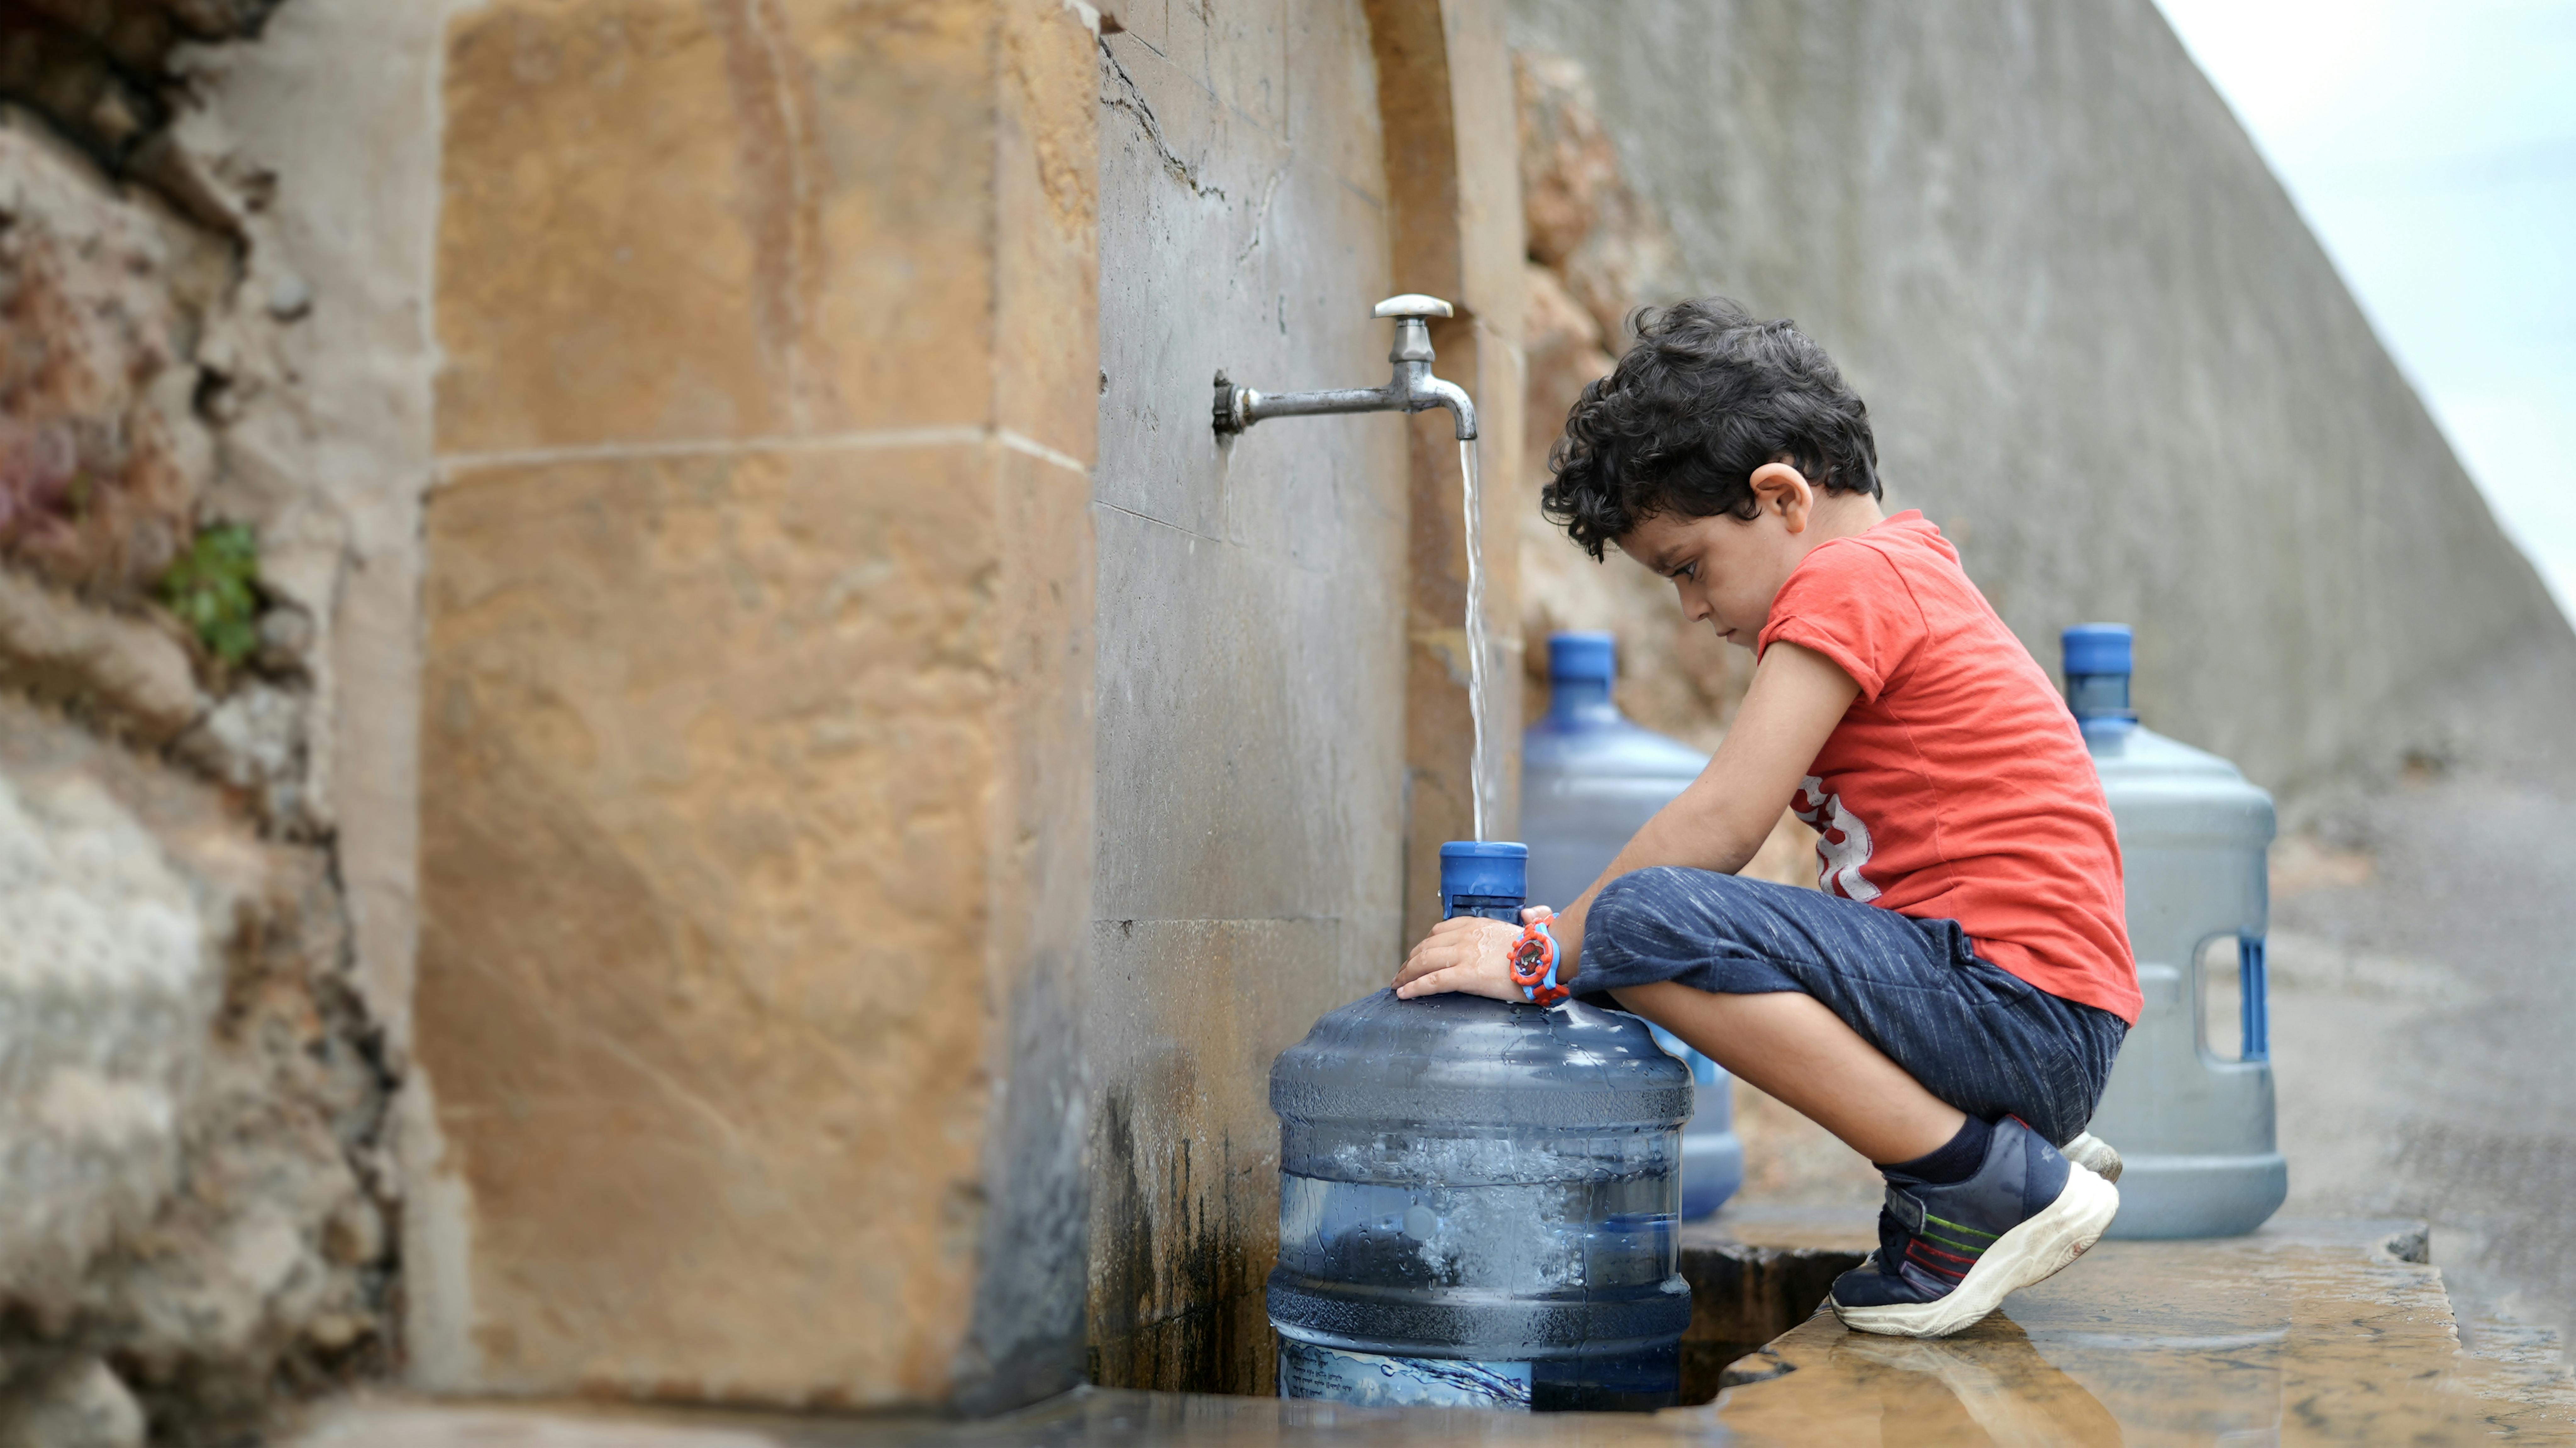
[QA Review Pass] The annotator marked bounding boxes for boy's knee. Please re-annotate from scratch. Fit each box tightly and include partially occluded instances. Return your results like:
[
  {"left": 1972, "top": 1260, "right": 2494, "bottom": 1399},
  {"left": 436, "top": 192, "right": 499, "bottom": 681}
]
[
  {"left": 1596, "top": 865, "right": 1696, "bottom": 907},
  {"left": 1588, "top": 866, "right": 1697, "bottom": 946}
]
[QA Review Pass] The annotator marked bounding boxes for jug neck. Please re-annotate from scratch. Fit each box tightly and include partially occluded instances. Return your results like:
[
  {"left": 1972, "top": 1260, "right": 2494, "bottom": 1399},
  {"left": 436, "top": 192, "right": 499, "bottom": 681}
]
[
  {"left": 1439, "top": 839, "right": 1527, "bottom": 923},
  {"left": 2068, "top": 670, "right": 2137, "bottom": 738},
  {"left": 1546, "top": 675, "right": 1623, "bottom": 727},
  {"left": 2061, "top": 624, "right": 2138, "bottom": 740}
]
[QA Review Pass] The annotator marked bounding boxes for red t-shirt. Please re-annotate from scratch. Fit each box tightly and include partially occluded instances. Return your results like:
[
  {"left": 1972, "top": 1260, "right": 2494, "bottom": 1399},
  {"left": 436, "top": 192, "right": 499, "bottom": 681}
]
[{"left": 1756, "top": 512, "right": 2140, "bottom": 1023}]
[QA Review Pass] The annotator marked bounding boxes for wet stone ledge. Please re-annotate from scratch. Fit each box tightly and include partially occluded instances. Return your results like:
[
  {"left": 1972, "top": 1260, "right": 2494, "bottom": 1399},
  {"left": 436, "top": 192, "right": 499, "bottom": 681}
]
[
  {"left": 290, "top": 1218, "right": 2576, "bottom": 1445},
  {"left": 1674, "top": 1213, "right": 1871, "bottom": 1403}
]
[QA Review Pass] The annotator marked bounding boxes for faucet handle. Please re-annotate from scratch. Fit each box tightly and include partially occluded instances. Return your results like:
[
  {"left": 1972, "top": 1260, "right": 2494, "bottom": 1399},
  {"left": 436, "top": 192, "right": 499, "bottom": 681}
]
[{"left": 1372, "top": 293, "right": 1455, "bottom": 320}]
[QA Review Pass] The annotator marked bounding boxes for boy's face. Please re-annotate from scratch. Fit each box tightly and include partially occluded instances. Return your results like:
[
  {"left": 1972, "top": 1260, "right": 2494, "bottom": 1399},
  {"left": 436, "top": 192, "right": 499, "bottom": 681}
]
[
  {"left": 1616, "top": 462, "right": 1868, "bottom": 648},
  {"left": 1618, "top": 507, "right": 1801, "bottom": 649}
]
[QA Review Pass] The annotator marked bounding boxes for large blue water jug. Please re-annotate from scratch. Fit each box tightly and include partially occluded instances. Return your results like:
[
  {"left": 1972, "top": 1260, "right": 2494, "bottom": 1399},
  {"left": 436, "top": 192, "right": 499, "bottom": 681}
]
[
  {"left": 1267, "top": 842, "right": 1692, "bottom": 1410},
  {"left": 2067, "top": 625, "right": 2286, "bottom": 1239},
  {"left": 1523, "top": 633, "right": 1743, "bottom": 1219}
]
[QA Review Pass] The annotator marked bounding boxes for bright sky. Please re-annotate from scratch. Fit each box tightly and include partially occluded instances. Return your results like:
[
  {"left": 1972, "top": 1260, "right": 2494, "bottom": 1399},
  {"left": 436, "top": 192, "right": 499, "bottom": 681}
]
[{"left": 2154, "top": 0, "right": 2576, "bottom": 624}]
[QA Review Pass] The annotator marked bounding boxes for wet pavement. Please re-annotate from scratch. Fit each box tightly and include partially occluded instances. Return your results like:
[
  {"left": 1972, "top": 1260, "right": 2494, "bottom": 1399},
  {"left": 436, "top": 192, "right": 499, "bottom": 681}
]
[
  {"left": 2270, "top": 771, "right": 2576, "bottom": 1355},
  {"left": 295, "top": 1219, "right": 2575, "bottom": 1445},
  {"left": 1721, "top": 1219, "right": 2574, "bottom": 1444}
]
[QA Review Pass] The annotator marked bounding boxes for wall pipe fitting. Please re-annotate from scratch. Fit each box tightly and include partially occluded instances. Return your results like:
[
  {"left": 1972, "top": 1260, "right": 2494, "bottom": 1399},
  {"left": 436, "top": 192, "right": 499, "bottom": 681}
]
[{"left": 1213, "top": 294, "right": 1478, "bottom": 441}]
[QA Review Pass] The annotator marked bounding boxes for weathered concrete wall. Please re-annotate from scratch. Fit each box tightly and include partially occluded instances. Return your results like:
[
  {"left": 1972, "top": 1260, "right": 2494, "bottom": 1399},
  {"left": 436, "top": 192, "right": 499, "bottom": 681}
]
[
  {"left": 410, "top": 0, "right": 1097, "bottom": 1414},
  {"left": 1088, "top": 0, "right": 1405, "bottom": 1395},
  {"left": 1505, "top": 0, "right": 2576, "bottom": 799},
  {"left": 1086, "top": 0, "right": 1522, "bottom": 1396}
]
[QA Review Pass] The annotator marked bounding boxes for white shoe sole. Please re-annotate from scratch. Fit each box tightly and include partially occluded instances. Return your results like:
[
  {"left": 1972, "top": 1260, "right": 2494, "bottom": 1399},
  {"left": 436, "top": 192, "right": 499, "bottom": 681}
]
[
  {"left": 2062, "top": 1130, "right": 2123, "bottom": 1184},
  {"left": 1832, "top": 1164, "right": 2120, "bottom": 1339}
]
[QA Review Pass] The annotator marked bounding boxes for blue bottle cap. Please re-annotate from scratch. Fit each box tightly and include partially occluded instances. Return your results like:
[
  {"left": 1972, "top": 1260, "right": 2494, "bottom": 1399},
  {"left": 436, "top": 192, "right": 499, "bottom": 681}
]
[
  {"left": 1439, "top": 840, "right": 1528, "bottom": 902},
  {"left": 2062, "top": 623, "right": 2132, "bottom": 677},
  {"left": 1547, "top": 632, "right": 1616, "bottom": 683}
]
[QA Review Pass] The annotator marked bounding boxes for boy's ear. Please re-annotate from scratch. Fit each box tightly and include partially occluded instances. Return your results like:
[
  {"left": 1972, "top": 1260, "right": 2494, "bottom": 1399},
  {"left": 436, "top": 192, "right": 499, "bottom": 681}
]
[{"left": 1748, "top": 462, "right": 1815, "bottom": 532}]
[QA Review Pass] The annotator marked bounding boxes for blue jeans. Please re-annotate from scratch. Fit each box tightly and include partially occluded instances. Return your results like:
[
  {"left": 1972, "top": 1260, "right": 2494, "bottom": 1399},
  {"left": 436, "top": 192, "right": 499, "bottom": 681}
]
[{"left": 1579, "top": 867, "right": 2126, "bottom": 1148}]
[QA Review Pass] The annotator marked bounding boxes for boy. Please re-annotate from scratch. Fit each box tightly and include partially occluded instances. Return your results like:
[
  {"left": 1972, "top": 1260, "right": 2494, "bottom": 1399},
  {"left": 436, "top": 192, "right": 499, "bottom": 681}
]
[{"left": 1394, "top": 299, "right": 2135, "bottom": 1339}]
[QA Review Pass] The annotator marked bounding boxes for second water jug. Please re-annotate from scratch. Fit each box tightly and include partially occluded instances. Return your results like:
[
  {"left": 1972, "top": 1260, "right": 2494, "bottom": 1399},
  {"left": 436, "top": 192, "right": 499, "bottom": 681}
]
[
  {"left": 2069, "top": 624, "right": 2287, "bottom": 1239},
  {"left": 1523, "top": 633, "right": 1743, "bottom": 1219}
]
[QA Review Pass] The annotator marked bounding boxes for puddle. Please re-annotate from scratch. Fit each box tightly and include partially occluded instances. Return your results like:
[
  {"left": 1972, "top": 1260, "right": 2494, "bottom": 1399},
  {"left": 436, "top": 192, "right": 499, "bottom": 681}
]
[{"left": 1673, "top": 1221, "right": 1868, "bottom": 1404}]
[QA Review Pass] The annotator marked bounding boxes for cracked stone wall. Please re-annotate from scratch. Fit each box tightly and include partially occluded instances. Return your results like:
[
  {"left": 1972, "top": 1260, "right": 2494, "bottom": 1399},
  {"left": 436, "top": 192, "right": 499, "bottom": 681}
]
[{"left": 0, "top": 2, "right": 434, "bottom": 1441}]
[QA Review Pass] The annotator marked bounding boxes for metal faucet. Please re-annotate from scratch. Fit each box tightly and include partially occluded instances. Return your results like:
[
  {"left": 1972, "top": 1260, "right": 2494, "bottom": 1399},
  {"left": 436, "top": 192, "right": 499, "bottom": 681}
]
[{"left": 1212, "top": 294, "right": 1478, "bottom": 441}]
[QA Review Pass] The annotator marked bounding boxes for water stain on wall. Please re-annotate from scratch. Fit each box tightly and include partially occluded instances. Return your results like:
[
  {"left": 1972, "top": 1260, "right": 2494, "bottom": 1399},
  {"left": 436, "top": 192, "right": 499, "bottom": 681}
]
[{"left": 1088, "top": 1086, "right": 1271, "bottom": 1396}]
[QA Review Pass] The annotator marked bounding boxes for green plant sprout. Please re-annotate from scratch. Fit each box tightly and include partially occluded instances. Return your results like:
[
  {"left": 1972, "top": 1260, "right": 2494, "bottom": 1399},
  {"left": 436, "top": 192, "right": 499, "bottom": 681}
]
[{"left": 158, "top": 522, "right": 262, "bottom": 666}]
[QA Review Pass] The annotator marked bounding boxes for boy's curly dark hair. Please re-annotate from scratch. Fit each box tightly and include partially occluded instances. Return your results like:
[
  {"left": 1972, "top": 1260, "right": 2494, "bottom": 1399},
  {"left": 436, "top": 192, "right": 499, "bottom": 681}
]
[{"left": 1542, "top": 298, "right": 1881, "bottom": 560}]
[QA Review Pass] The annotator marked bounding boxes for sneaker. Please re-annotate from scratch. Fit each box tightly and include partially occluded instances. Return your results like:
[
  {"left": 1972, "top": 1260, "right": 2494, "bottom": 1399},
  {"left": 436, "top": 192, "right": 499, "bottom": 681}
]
[
  {"left": 1830, "top": 1116, "right": 2120, "bottom": 1338},
  {"left": 2061, "top": 1130, "right": 2123, "bottom": 1184}
]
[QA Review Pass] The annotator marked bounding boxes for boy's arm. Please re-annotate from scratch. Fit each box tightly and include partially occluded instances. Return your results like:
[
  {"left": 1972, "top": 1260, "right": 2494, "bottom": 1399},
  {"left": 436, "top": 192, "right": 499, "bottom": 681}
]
[{"left": 1395, "top": 641, "right": 1858, "bottom": 1000}]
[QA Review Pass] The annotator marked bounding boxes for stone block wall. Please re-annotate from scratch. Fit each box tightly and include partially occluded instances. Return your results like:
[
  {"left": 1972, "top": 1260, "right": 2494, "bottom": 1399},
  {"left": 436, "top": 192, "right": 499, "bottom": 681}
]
[
  {"left": 6, "top": 0, "right": 1104, "bottom": 1429},
  {"left": 409, "top": 0, "right": 1097, "bottom": 1413},
  {"left": 0, "top": 0, "right": 1521, "bottom": 1431},
  {"left": 0, "top": 0, "right": 1519, "bottom": 1426}
]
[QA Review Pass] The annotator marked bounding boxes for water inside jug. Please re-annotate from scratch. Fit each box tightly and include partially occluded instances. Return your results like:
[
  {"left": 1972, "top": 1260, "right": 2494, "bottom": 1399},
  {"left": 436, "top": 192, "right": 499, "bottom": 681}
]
[{"left": 1266, "top": 841, "right": 1692, "bottom": 1409}]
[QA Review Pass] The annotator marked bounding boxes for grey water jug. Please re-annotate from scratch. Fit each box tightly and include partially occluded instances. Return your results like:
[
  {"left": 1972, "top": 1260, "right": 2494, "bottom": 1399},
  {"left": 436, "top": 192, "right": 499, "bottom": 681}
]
[
  {"left": 1267, "top": 842, "right": 1692, "bottom": 1411},
  {"left": 2070, "top": 624, "right": 2287, "bottom": 1239},
  {"left": 1523, "top": 633, "right": 1742, "bottom": 1219}
]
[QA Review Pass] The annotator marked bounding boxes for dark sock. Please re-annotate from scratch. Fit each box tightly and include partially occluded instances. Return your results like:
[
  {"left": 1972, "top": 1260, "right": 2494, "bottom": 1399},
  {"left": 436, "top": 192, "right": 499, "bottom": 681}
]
[{"left": 1879, "top": 1114, "right": 1992, "bottom": 1185}]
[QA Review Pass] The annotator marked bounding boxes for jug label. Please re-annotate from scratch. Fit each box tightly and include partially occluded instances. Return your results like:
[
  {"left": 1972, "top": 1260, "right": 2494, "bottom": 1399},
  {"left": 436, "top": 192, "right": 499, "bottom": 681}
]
[{"left": 1278, "top": 1341, "right": 1531, "bottom": 1408}]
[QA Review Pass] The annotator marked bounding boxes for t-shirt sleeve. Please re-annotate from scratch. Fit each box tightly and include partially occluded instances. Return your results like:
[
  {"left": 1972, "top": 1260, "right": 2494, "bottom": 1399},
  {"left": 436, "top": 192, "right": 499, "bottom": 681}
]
[{"left": 1756, "top": 541, "right": 1929, "bottom": 702}]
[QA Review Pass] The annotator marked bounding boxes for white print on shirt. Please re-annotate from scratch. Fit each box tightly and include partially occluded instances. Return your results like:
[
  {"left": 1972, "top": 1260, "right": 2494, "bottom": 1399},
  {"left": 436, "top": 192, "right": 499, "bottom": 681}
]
[{"left": 1791, "top": 776, "right": 1882, "bottom": 903}]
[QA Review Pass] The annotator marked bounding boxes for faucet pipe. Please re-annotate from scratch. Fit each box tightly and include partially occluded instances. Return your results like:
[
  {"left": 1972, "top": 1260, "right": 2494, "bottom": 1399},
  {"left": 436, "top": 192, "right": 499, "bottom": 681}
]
[{"left": 1213, "top": 295, "right": 1479, "bottom": 441}]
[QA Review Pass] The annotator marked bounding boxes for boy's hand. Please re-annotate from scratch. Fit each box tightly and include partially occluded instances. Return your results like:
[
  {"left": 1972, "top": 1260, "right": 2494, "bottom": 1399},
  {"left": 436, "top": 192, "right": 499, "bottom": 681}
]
[{"left": 1392, "top": 910, "right": 1541, "bottom": 1002}]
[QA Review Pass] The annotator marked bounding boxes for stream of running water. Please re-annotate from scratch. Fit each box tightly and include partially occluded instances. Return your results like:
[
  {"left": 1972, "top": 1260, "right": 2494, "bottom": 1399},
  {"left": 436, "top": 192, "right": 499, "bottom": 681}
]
[{"left": 1460, "top": 437, "right": 1491, "bottom": 842}]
